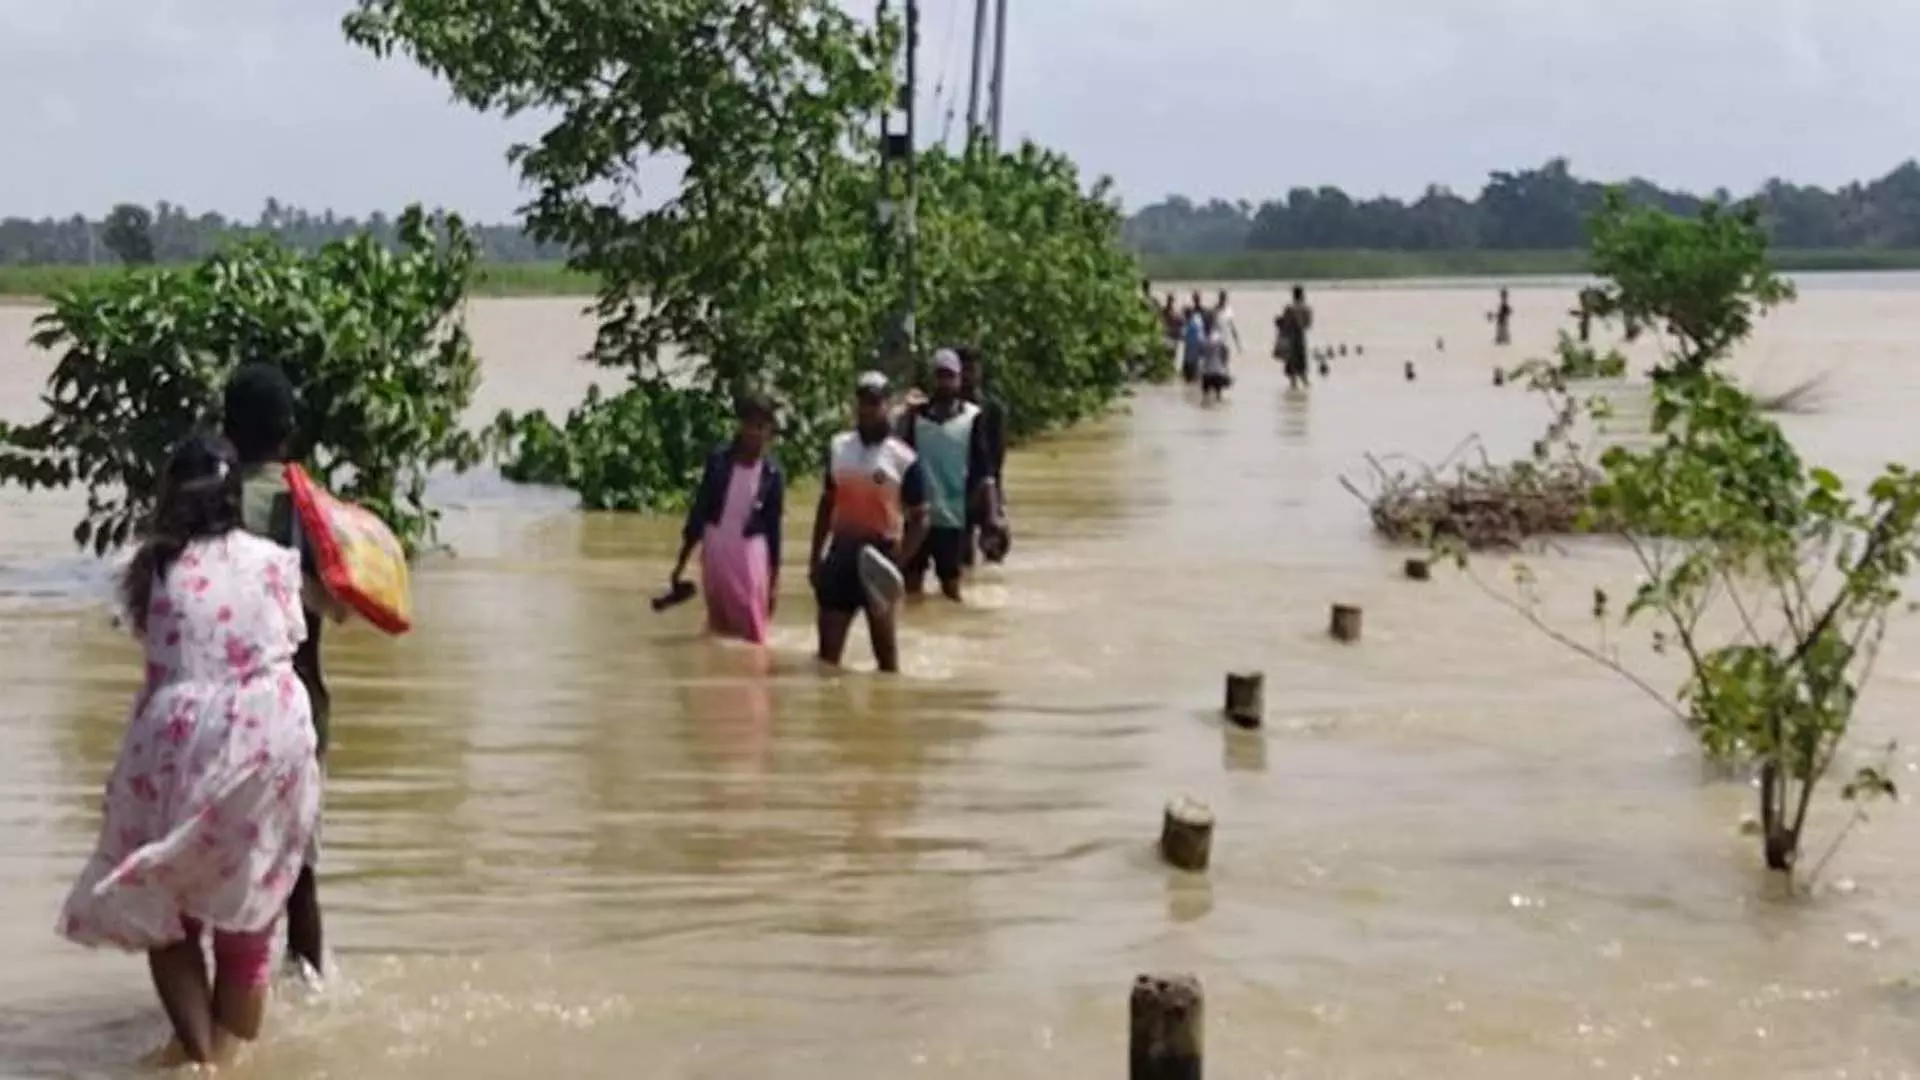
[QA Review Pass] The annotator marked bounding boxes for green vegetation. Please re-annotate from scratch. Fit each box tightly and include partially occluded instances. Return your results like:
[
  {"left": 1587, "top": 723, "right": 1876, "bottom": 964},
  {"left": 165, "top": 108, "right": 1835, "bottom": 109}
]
[
  {"left": 343, "top": 0, "right": 1160, "bottom": 513},
  {"left": 0, "top": 207, "right": 483, "bottom": 554},
  {"left": 1430, "top": 191, "right": 1916, "bottom": 881},
  {"left": 14, "top": 158, "right": 1920, "bottom": 294},
  {"left": 0, "top": 260, "right": 596, "bottom": 302},
  {"left": 10, "top": 246, "right": 1920, "bottom": 304},
  {"left": 1138, "top": 246, "right": 1920, "bottom": 282},
  {"left": 1127, "top": 157, "right": 1920, "bottom": 256}
]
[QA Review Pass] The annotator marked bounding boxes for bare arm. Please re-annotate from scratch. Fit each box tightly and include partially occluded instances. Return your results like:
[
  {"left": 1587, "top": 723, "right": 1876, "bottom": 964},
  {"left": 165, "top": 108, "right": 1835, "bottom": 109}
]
[
  {"left": 303, "top": 575, "right": 352, "bottom": 624},
  {"left": 808, "top": 488, "right": 833, "bottom": 581},
  {"left": 896, "top": 460, "right": 931, "bottom": 566}
]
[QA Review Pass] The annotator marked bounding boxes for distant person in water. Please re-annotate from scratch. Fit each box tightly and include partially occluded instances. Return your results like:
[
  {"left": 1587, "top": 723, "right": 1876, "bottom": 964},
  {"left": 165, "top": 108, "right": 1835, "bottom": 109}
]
[
  {"left": 1212, "top": 289, "right": 1244, "bottom": 356},
  {"left": 897, "top": 349, "right": 994, "bottom": 601},
  {"left": 1160, "top": 294, "right": 1184, "bottom": 357},
  {"left": 1180, "top": 304, "right": 1207, "bottom": 384},
  {"left": 1198, "top": 312, "right": 1232, "bottom": 402},
  {"left": 958, "top": 345, "right": 1009, "bottom": 568},
  {"left": 808, "top": 371, "right": 930, "bottom": 673},
  {"left": 672, "top": 393, "right": 784, "bottom": 644},
  {"left": 1277, "top": 284, "right": 1313, "bottom": 390},
  {"left": 1571, "top": 287, "right": 1600, "bottom": 343},
  {"left": 1491, "top": 287, "right": 1513, "bottom": 346}
]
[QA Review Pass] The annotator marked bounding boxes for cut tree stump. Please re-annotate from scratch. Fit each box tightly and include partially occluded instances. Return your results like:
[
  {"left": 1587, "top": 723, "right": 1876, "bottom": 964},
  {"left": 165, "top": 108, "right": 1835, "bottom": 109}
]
[
  {"left": 1223, "top": 671, "right": 1264, "bottom": 728},
  {"left": 1130, "top": 973, "right": 1204, "bottom": 1080},
  {"left": 1329, "top": 604, "right": 1363, "bottom": 642},
  {"left": 1404, "top": 557, "right": 1431, "bottom": 581},
  {"left": 1159, "top": 797, "right": 1214, "bottom": 872}
]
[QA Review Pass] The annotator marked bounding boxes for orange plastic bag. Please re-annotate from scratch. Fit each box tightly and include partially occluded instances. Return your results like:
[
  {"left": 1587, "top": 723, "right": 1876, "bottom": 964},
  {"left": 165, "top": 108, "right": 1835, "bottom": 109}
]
[{"left": 284, "top": 464, "right": 413, "bottom": 635}]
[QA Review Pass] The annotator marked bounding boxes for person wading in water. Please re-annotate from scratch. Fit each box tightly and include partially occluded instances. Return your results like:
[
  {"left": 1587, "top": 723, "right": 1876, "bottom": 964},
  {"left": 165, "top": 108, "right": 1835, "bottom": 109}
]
[
  {"left": 1491, "top": 287, "right": 1513, "bottom": 346},
  {"left": 808, "top": 371, "right": 930, "bottom": 672},
  {"left": 1180, "top": 303, "right": 1207, "bottom": 385},
  {"left": 1277, "top": 284, "right": 1313, "bottom": 390},
  {"left": 222, "top": 362, "right": 343, "bottom": 985},
  {"left": 670, "top": 393, "right": 785, "bottom": 644},
  {"left": 1198, "top": 311, "right": 1232, "bottom": 403},
  {"left": 1212, "top": 289, "right": 1244, "bottom": 356},
  {"left": 58, "top": 434, "right": 323, "bottom": 1067},
  {"left": 958, "top": 345, "right": 1009, "bottom": 567},
  {"left": 897, "top": 349, "right": 995, "bottom": 600},
  {"left": 1159, "top": 294, "right": 1183, "bottom": 362}
]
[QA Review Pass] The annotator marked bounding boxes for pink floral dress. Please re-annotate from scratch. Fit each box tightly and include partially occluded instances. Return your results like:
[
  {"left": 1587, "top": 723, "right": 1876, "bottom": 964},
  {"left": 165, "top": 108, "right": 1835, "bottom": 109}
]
[{"left": 58, "top": 532, "right": 321, "bottom": 950}]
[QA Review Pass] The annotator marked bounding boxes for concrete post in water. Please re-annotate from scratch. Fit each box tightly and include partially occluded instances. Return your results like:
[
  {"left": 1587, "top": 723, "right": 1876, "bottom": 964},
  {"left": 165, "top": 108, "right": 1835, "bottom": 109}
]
[
  {"left": 1329, "top": 603, "right": 1363, "bottom": 642},
  {"left": 1404, "top": 557, "right": 1431, "bottom": 581},
  {"left": 1130, "top": 973, "right": 1204, "bottom": 1080},
  {"left": 1492, "top": 367, "right": 1506, "bottom": 386},
  {"left": 1159, "top": 796, "right": 1213, "bottom": 872},
  {"left": 1223, "top": 671, "right": 1263, "bottom": 728},
  {"left": 1355, "top": 344, "right": 1365, "bottom": 356},
  {"left": 1404, "top": 360, "right": 1416, "bottom": 381},
  {"left": 1337, "top": 343, "right": 1348, "bottom": 357},
  {"left": 1317, "top": 358, "right": 1330, "bottom": 377}
]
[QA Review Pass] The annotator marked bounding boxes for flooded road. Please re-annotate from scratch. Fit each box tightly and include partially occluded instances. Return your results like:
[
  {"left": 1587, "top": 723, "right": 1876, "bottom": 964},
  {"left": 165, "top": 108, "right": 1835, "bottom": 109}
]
[{"left": 3, "top": 281, "right": 1920, "bottom": 1077}]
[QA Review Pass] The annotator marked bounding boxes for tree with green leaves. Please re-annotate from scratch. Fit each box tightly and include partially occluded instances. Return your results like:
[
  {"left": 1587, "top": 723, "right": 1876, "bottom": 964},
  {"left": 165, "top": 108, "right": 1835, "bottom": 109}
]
[
  {"left": 345, "top": 0, "right": 1159, "bottom": 513},
  {"left": 0, "top": 207, "right": 484, "bottom": 554},
  {"left": 101, "top": 204, "right": 156, "bottom": 266},
  {"left": 1453, "top": 193, "right": 1918, "bottom": 882}
]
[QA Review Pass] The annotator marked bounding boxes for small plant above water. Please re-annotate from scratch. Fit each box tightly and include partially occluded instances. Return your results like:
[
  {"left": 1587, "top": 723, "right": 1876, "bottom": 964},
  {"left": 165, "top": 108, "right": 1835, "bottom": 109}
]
[{"left": 1430, "top": 190, "right": 1916, "bottom": 884}]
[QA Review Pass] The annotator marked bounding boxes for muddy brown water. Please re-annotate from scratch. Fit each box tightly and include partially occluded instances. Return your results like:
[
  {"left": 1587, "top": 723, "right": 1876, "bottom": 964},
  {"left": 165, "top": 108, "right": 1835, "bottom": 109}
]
[{"left": 3, "top": 281, "right": 1920, "bottom": 1078}]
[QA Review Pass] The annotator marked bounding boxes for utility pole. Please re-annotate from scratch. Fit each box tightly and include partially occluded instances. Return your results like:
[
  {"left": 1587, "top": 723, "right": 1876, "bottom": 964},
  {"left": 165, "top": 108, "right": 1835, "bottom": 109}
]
[
  {"left": 902, "top": 0, "right": 920, "bottom": 366},
  {"left": 874, "top": 0, "right": 921, "bottom": 378},
  {"left": 988, "top": 0, "right": 1008, "bottom": 152},
  {"left": 965, "top": 0, "right": 989, "bottom": 144}
]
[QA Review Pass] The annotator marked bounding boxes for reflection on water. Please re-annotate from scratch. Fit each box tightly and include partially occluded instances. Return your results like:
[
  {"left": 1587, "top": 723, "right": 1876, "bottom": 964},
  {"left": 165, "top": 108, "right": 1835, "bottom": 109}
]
[{"left": 1, "top": 284, "right": 1920, "bottom": 1076}]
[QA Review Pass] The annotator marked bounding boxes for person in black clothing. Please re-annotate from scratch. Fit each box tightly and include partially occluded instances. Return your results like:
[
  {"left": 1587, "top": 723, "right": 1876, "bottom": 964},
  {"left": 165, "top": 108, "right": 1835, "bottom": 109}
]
[
  {"left": 957, "top": 345, "right": 1009, "bottom": 567},
  {"left": 222, "top": 363, "right": 338, "bottom": 983},
  {"left": 1277, "top": 285, "right": 1313, "bottom": 390}
]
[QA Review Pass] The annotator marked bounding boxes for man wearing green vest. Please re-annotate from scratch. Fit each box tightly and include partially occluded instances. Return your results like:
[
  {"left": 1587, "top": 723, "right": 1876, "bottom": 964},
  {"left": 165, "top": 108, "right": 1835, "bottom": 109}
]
[
  {"left": 222, "top": 363, "right": 336, "bottom": 983},
  {"left": 898, "top": 348, "right": 995, "bottom": 601}
]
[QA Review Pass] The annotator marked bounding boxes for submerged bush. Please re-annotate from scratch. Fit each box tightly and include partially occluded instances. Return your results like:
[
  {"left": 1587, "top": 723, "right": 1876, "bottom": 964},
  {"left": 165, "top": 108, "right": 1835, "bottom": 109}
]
[{"left": 1, "top": 207, "right": 483, "bottom": 553}]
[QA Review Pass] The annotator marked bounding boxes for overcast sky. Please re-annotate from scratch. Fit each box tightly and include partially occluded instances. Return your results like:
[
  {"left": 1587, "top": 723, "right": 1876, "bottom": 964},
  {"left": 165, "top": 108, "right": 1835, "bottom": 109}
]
[{"left": 2, "top": 0, "right": 1913, "bottom": 221}]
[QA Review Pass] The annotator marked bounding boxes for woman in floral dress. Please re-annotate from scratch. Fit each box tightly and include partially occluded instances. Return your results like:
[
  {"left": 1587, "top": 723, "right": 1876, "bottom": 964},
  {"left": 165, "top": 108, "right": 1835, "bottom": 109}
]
[{"left": 58, "top": 433, "right": 322, "bottom": 1066}]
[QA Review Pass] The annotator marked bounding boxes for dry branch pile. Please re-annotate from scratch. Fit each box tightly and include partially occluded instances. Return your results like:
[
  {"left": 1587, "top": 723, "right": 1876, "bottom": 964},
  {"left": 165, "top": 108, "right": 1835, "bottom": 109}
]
[{"left": 1341, "top": 438, "right": 1602, "bottom": 550}]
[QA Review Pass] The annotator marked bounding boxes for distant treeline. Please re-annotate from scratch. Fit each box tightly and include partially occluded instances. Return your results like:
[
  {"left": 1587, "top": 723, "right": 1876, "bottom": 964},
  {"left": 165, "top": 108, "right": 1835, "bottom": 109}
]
[
  {"left": 1122, "top": 157, "right": 1920, "bottom": 255},
  {"left": 8, "top": 157, "right": 1920, "bottom": 276},
  {"left": 0, "top": 199, "right": 563, "bottom": 266}
]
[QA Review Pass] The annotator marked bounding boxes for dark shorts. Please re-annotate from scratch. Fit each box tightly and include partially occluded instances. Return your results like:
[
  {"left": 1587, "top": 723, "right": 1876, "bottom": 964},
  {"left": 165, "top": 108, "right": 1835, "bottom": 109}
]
[
  {"left": 814, "top": 538, "right": 896, "bottom": 614},
  {"left": 1200, "top": 372, "right": 1230, "bottom": 392},
  {"left": 906, "top": 527, "right": 967, "bottom": 585}
]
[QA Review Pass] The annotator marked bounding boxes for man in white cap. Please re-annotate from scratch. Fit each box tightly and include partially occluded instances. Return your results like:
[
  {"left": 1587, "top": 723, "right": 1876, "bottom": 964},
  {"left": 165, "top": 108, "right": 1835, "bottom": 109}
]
[
  {"left": 807, "top": 370, "right": 929, "bottom": 672},
  {"left": 895, "top": 347, "right": 993, "bottom": 601}
]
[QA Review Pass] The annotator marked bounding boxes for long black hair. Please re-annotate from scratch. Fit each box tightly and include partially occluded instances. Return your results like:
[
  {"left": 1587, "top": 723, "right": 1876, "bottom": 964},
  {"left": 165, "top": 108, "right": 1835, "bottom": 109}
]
[{"left": 121, "top": 433, "right": 245, "bottom": 633}]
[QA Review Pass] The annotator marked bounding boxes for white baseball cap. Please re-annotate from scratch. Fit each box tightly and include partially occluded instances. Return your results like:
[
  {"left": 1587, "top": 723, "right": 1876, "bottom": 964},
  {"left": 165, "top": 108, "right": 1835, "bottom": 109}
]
[
  {"left": 855, "top": 370, "right": 889, "bottom": 397},
  {"left": 931, "top": 348, "right": 962, "bottom": 375}
]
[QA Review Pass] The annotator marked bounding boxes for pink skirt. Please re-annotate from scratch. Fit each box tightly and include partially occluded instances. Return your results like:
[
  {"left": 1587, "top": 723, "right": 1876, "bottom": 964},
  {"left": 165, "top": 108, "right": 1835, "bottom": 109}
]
[{"left": 701, "top": 528, "right": 771, "bottom": 644}]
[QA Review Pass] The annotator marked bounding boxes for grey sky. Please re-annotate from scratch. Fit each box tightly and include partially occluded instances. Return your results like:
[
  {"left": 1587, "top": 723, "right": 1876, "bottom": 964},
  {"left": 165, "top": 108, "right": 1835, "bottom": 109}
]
[{"left": 2, "top": 0, "right": 1913, "bottom": 221}]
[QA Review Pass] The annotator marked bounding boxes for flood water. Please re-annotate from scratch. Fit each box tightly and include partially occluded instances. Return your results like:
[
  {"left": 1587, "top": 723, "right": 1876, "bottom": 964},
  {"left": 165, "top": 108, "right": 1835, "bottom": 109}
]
[{"left": 3, "top": 280, "right": 1920, "bottom": 1077}]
